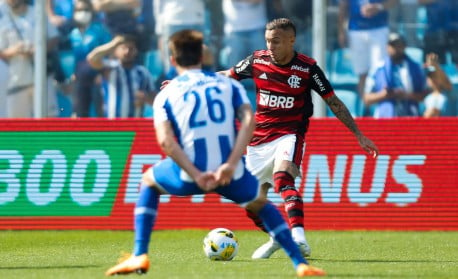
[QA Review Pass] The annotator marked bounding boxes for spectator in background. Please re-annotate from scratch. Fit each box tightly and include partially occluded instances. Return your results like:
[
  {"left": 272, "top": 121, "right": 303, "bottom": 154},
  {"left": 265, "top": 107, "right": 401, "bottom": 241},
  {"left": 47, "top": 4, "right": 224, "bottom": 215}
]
[
  {"left": 136, "top": 0, "right": 155, "bottom": 54},
  {"left": 419, "top": 0, "right": 458, "bottom": 66},
  {"left": 69, "top": 0, "right": 112, "bottom": 117},
  {"left": 423, "top": 52, "right": 453, "bottom": 117},
  {"left": 92, "top": 0, "right": 156, "bottom": 58},
  {"left": 0, "top": 0, "right": 60, "bottom": 117},
  {"left": 87, "top": 35, "right": 156, "bottom": 118},
  {"left": 338, "top": 0, "right": 398, "bottom": 100},
  {"left": 448, "top": 1, "right": 458, "bottom": 67},
  {"left": 92, "top": 0, "right": 140, "bottom": 36},
  {"left": 47, "top": 0, "right": 74, "bottom": 36},
  {"left": 0, "top": 4, "right": 8, "bottom": 117},
  {"left": 389, "top": 0, "right": 421, "bottom": 47},
  {"left": 153, "top": 0, "right": 206, "bottom": 76},
  {"left": 203, "top": 0, "right": 224, "bottom": 69},
  {"left": 364, "top": 32, "right": 427, "bottom": 118},
  {"left": 0, "top": 57, "right": 7, "bottom": 117},
  {"left": 220, "top": 0, "right": 267, "bottom": 69}
]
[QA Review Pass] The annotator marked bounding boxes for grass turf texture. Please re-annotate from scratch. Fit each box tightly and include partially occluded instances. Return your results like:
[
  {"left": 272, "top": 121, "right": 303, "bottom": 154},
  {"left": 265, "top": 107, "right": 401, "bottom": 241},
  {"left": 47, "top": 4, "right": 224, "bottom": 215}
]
[{"left": 0, "top": 230, "right": 457, "bottom": 279}]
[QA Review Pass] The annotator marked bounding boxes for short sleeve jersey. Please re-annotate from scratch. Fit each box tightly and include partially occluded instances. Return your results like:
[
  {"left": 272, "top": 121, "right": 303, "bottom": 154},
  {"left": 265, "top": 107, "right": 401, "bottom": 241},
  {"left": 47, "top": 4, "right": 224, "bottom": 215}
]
[
  {"left": 230, "top": 50, "right": 334, "bottom": 145},
  {"left": 344, "top": 0, "right": 389, "bottom": 30},
  {"left": 153, "top": 69, "right": 250, "bottom": 172}
]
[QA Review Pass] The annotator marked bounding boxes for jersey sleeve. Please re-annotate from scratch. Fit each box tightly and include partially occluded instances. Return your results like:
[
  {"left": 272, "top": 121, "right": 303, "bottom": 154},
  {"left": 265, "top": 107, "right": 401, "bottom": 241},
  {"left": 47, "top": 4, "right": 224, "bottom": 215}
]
[
  {"left": 309, "top": 63, "right": 335, "bottom": 99},
  {"left": 230, "top": 79, "right": 251, "bottom": 109},
  {"left": 152, "top": 91, "right": 169, "bottom": 126},
  {"left": 229, "top": 54, "right": 254, "bottom": 80}
]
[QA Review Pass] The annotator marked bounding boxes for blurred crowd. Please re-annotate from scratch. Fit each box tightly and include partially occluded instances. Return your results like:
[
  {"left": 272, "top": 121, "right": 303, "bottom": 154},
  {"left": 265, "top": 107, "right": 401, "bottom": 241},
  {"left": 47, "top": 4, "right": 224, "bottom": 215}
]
[{"left": 0, "top": 0, "right": 456, "bottom": 118}]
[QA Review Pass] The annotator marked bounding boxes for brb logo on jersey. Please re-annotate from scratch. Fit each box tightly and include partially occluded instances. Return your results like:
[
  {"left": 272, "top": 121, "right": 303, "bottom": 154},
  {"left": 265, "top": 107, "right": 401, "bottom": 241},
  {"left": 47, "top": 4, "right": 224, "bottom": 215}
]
[
  {"left": 259, "top": 90, "right": 294, "bottom": 108},
  {"left": 287, "top": 75, "right": 301, "bottom": 88}
]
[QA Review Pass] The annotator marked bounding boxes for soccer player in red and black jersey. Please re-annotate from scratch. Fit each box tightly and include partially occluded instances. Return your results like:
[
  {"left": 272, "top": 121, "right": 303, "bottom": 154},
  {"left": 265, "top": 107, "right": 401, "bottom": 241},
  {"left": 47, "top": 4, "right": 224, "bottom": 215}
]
[{"left": 220, "top": 18, "right": 379, "bottom": 259}]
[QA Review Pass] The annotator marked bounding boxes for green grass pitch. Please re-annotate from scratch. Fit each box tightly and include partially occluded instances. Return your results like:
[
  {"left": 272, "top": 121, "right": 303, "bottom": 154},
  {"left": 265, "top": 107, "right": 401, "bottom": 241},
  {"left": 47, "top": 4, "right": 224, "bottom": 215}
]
[{"left": 0, "top": 230, "right": 457, "bottom": 278}]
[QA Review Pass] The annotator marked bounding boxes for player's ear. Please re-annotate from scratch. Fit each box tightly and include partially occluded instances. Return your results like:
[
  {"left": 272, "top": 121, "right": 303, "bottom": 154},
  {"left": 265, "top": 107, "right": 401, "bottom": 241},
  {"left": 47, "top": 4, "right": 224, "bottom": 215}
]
[
  {"left": 170, "top": 56, "right": 177, "bottom": 67},
  {"left": 290, "top": 34, "right": 296, "bottom": 45}
]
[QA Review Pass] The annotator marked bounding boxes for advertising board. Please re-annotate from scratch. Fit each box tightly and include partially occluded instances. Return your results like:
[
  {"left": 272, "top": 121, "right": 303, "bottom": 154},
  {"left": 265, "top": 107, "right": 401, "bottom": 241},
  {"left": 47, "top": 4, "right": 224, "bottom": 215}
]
[{"left": 0, "top": 119, "right": 456, "bottom": 230}]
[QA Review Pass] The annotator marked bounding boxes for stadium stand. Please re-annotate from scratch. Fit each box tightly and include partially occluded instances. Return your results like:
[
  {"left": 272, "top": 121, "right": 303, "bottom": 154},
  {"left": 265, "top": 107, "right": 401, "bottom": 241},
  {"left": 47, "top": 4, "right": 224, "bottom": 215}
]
[{"left": 329, "top": 48, "right": 358, "bottom": 91}]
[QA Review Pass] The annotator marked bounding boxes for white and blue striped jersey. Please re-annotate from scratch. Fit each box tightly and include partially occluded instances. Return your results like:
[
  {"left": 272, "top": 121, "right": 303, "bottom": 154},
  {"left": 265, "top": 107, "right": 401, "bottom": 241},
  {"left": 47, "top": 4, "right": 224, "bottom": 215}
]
[
  {"left": 153, "top": 69, "right": 250, "bottom": 174},
  {"left": 102, "top": 60, "right": 156, "bottom": 118}
]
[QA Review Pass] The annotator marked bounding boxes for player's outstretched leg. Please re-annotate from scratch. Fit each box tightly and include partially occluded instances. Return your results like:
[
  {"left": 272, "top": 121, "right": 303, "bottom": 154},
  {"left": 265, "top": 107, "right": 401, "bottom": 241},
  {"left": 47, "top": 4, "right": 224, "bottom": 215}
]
[
  {"left": 252, "top": 172, "right": 311, "bottom": 259},
  {"left": 246, "top": 209, "right": 267, "bottom": 232},
  {"left": 247, "top": 207, "right": 283, "bottom": 259},
  {"left": 105, "top": 184, "right": 159, "bottom": 276},
  {"left": 255, "top": 202, "right": 325, "bottom": 277}
]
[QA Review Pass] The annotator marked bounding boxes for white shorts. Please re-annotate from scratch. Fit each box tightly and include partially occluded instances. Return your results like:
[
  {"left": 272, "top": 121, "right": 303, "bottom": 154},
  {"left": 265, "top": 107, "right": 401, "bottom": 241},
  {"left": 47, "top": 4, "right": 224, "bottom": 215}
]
[
  {"left": 246, "top": 134, "right": 305, "bottom": 186},
  {"left": 348, "top": 27, "right": 388, "bottom": 75}
]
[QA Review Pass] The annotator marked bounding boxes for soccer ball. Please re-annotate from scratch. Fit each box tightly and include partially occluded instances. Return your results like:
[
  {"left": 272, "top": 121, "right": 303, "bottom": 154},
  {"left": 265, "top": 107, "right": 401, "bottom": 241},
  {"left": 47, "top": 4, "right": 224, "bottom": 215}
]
[{"left": 203, "top": 228, "right": 239, "bottom": 261}]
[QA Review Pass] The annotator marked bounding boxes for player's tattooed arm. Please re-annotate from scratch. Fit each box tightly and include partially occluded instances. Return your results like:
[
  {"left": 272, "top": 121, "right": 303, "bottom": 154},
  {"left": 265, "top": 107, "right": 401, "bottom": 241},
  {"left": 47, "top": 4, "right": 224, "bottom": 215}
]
[
  {"left": 325, "top": 94, "right": 379, "bottom": 158},
  {"left": 325, "top": 94, "right": 361, "bottom": 136}
]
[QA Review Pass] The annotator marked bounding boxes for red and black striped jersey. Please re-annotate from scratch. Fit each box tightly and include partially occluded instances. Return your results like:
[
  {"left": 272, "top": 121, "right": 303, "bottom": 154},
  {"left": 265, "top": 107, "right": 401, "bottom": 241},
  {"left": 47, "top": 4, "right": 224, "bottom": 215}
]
[{"left": 230, "top": 50, "right": 335, "bottom": 145}]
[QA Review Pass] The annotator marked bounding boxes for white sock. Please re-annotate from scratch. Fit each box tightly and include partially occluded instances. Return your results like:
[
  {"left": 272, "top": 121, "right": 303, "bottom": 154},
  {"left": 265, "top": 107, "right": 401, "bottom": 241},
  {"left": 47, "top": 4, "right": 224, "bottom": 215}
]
[{"left": 291, "top": 227, "right": 307, "bottom": 243}]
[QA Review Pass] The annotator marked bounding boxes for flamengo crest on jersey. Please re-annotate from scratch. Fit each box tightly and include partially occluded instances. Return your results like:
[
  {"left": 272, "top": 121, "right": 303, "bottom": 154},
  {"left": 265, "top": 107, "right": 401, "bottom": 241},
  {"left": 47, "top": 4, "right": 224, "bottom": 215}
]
[{"left": 287, "top": 75, "right": 301, "bottom": 88}]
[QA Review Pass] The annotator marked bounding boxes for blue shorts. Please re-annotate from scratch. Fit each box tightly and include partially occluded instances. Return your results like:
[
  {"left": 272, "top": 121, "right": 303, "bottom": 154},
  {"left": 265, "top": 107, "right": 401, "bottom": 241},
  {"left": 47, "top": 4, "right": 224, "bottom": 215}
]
[{"left": 151, "top": 158, "right": 259, "bottom": 205}]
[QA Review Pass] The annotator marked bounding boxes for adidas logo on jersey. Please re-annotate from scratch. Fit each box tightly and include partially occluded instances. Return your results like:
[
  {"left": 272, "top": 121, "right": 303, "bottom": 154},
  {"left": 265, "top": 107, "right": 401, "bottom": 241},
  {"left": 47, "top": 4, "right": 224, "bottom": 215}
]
[{"left": 259, "top": 73, "right": 268, "bottom": 79}]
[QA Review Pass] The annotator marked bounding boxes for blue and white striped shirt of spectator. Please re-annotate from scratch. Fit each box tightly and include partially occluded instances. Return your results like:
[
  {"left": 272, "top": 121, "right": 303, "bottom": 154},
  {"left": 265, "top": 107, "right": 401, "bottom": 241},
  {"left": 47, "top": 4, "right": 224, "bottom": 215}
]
[{"left": 102, "top": 60, "right": 156, "bottom": 118}]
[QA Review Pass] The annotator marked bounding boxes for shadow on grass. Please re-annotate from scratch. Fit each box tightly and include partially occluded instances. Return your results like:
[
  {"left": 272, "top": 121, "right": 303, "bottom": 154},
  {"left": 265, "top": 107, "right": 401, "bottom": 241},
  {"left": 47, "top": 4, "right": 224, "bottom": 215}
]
[
  {"left": 328, "top": 274, "right": 409, "bottom": 278},
  {"left": 0, "top": 264, "right": 100, "bottom": 270},
  {"left": 312, "top": 258, "right": 457, "bottom": 264}
]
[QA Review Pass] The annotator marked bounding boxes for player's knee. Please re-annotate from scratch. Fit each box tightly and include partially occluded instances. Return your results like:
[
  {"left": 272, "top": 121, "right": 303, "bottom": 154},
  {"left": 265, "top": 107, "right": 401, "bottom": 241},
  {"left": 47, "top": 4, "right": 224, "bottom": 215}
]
[
  {"left": 141, "top": 167, "right": 158, "bottom": 189},
  {"left": 259, "top": 182, "right": 270, "bottom": 198},
  {"left": 245, "top": 196, "right": 268, "bottom": 214}
]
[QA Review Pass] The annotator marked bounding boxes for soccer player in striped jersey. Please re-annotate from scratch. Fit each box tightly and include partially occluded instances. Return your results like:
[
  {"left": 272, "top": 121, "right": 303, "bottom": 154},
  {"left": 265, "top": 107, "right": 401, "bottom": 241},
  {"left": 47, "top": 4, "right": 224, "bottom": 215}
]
[
  {"left": 105, "top": 29, "right": 325, "bottom": 277},
  {"left": 219, "top": 18, "right": 379, "bottom": 259}
]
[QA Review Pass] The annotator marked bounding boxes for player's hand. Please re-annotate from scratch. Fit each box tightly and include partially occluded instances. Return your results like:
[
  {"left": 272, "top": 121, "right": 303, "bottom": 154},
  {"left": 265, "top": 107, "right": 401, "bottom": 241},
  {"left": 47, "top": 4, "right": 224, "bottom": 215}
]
[
  {"left": 160, "top": 80, "right": 171, "bottom": 90},
  {"left": 214, "top": 163, "right": 235, "bottom": 187},
  {"left": 195, "top": 171, "right": 218, "bottom": 192},
  {"left": 357, "top": 134, "right": 379, "bottom": 158}
]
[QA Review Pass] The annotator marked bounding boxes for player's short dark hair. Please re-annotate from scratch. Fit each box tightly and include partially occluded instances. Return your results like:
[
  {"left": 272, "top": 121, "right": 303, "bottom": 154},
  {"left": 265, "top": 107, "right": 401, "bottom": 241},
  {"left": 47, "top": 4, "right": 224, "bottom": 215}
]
[
  {"left": 266, "top": 18, "right": 296, "bottom": 36},
  {"left": 168, "top": 29, "right": 203, "bottom": 67}
]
